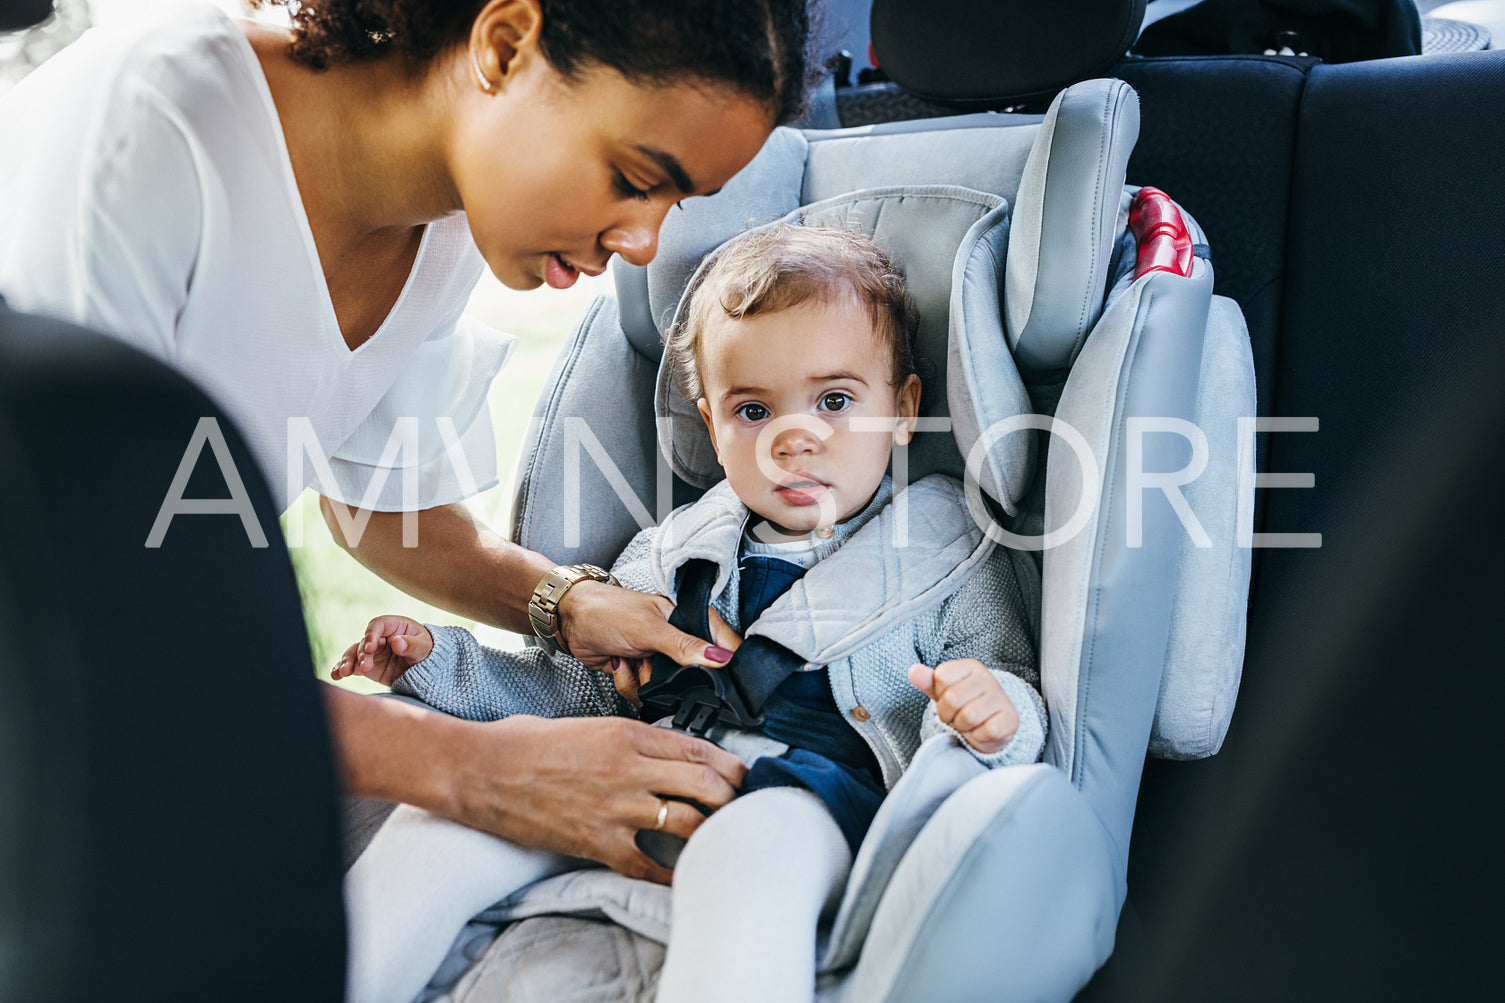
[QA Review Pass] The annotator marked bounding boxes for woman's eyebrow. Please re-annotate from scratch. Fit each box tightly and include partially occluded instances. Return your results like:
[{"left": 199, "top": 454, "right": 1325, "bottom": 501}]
[{"left": 635, "top": 145, "right": 695, "bottom": 194}]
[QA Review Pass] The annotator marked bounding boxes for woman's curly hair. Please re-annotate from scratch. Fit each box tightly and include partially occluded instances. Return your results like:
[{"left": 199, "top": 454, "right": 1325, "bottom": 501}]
[{"left": 251, "top": 0, "right": 818, "bottom": 125}]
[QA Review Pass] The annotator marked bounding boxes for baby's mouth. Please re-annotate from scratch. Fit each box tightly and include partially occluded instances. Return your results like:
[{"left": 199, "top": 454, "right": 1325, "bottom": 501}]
[{"left": 774, "top": 474, "right": 831, "bottom": 505}]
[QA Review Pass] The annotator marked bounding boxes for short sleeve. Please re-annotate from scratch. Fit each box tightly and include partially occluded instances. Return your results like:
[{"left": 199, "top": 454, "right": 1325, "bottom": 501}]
[
  {"left": 316, "top": 314, "right": 518, "bottom": 511},
  {"left": 0, "top": 57, "right": 199, "bottom": 360}
]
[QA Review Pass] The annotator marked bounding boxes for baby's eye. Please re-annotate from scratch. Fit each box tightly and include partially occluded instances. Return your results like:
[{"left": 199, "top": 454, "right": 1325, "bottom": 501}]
[
  {"left": 818, "top": 392, "right": 852, "bottom": 413},
  {"left": 735, "top": 402, "right": 769, "bottom": 422}
]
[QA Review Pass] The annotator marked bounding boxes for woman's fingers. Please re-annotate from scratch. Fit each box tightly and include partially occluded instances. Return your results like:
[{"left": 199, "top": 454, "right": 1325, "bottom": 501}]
[
  {"left": 558, "top": 584, "right": 733, "bottom": 669},
  {"left": 610, "top": 657, "right": 643, "bottom": 706},
  {"left": 640, "top": 613, "right": 734, "bottom": 669},
  {"left": 648, "top": 796, "right": 708, "bottom": 842},
  {"left": 450, "top": 716, "right": 742, "bottom": 886},
  {"left": 706, "top": 607, "right": 743, "bottom": 657},
  {"left": 631, "top": 722, "right": 746, "bottom": 806}
]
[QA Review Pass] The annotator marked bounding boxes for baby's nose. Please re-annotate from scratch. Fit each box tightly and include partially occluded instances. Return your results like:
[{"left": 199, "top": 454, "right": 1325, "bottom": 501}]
[{"left": 772, "top": 426, "right": 821, "bottom": 456}]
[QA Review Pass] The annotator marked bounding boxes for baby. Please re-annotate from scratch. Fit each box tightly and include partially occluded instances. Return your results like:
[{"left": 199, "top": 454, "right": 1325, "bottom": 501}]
[{"left": 338, "top": 225, "right": 1047, "bottom": 1003}]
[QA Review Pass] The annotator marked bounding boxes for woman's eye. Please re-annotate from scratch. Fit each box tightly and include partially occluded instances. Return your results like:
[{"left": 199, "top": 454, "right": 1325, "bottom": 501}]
[
  {"left": 819, "top": 392, "right": 852, "bottom": 413},
  {"left": 615, "top": 173, "right": 652, "bottom": 201},
  {"left": 735, "top": 403, "right": 769, "bottom": 422}
]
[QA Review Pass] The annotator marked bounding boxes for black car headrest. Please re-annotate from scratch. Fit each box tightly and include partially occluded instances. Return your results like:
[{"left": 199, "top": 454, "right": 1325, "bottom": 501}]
[
  {"left": 870, "top": 0, "right": 1148, "bottom": 107},
  {"left": 0, "top": 0, "right": 54, "bottom": 32}
]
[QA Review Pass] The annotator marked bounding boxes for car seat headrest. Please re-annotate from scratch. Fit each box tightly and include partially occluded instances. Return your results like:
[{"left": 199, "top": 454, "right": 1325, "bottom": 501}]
[
  {"left": 618, "top": 77, "right": 1140, "bottom": 380},
  {"left": 870, "top": 0, "right": 1147, "bottom": 108},
  {"left": 655, "top": 187, "right": 1034, "bottom": 514},
  {"left": 1006, "top": 81, "right": 1140, "bottom": 378},
  {"left": 614, "top": 76, "right": 1140, "bottom": 509}
]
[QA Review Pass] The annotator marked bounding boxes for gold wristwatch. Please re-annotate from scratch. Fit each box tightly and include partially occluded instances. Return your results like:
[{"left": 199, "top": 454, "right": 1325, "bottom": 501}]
[{"left": 528, "top": 564, "right": 618, "bottom": 655}]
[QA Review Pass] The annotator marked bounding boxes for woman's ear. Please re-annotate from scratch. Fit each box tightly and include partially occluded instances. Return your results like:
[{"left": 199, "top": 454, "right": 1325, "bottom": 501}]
[
  {"left": 697, "top": 398, "right": 722, "bottom": 462},
  {"left": 893, "top": 374, "right": 922, "bottom": 445},
  {"left": 469, "top": 0, "right": 544, "bottom": 92}
]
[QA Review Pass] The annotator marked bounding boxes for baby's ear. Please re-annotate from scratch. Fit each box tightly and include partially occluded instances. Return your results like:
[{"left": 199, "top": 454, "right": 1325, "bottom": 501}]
[
  {"left": 894, "top": 375, "right": 922, "bottom": 445},
  {"left": 696, "top": 398, "right": 721, "bottom": 461}
]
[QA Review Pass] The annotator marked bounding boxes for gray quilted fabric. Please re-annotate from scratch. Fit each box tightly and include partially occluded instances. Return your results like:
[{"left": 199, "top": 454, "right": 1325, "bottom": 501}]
[{"left": 432, "top": 916, "right": 663, "bottom": 1003}]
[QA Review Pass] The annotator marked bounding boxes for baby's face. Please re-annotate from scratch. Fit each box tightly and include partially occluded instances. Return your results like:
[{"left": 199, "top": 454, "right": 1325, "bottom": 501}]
[{"left": 696, "top": 296, "right": 921, "bottom": 534}]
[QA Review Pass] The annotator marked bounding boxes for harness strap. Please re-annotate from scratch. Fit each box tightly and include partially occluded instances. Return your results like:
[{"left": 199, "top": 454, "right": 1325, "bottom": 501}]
[
  {"left": 731, "top": 636, "right": 810, "bottom": 715},
  {"left": 638, "top": 558, "right": 809, "bottom": 736},
  {"left": 666, "top": 557, "right": 715, "bottom": 642}
]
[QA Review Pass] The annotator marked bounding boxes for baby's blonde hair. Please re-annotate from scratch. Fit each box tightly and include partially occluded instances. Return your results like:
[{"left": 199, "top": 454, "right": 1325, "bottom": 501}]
[{"left": 666, "top": 224, "right": 919, "bottom": 401}]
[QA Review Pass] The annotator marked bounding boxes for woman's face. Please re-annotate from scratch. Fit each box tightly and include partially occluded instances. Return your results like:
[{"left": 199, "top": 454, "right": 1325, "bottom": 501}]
[{"left": 451, "top": 52, "right": 774, "bottom": 290}]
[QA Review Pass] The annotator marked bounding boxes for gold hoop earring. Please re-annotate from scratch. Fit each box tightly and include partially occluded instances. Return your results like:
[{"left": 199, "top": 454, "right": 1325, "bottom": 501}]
[{"left": 471, "top": 47, "right": 495, "bottom": 93}]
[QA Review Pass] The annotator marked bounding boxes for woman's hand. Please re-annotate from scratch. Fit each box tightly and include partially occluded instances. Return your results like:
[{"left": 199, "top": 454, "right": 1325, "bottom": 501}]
[
  {"left": 558, "top": 582, "right": 741, "bottom": 704},
  {"left": 604, "top": 607, "right": 744, "bottom": 706},
  {"left": 444, "top": 714, "right": 748, "bottom": 884},
  {"left": 323, "top": 689, "right": 748, "bottom": 886},
  {"left": 331, "top": 614, "right": 434, "bottom": 687}
]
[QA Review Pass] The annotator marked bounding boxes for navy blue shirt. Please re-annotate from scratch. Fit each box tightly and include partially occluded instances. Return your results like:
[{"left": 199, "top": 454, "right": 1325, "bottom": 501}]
[{"left": 735, "top": 553, "right": 886, "bottom": 849}]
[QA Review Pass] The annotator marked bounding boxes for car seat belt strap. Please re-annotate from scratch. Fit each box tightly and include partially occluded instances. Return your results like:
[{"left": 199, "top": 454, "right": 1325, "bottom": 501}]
[{"left": 638, "top": 559, "right": 807, "bottom": 736}]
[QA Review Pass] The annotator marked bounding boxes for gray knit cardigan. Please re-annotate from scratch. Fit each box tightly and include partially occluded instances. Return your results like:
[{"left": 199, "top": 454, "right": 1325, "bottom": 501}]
[{"left": 395, "top": 474, "right": 1046, "bottom": 784}]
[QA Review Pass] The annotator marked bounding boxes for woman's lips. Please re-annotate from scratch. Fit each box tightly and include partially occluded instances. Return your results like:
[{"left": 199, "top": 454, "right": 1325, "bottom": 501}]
[{"left": 545, "top": 253, "right": 579, "bottom": 289}]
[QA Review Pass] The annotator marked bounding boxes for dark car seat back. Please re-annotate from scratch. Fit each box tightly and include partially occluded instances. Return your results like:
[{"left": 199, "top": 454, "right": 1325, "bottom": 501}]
[
  {"left": 0, "top": 307, "right": 345, "bottom": 1001},
  {"left": 870, "top": 0, "right": 1149, "bottom": 107}
]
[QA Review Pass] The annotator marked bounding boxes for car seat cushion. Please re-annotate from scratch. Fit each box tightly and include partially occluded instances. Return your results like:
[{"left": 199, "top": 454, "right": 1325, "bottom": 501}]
[
  {"left": 1039, "top": 262, "right": 1215, "bottom": 855},
  {"left": 948, "top": 203, "right": 1036, "bottom": 513},
  {"left": 1151, "top": 293, "right": 1254, "bottom": 759}
]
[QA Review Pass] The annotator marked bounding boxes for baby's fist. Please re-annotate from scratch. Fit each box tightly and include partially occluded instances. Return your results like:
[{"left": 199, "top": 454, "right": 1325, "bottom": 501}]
[
  {"left": 909, "top": 658, "right": 1020, "bottom": 755},
  {"left": 331, "top": 615, "right": 434, "bottom": 687}
]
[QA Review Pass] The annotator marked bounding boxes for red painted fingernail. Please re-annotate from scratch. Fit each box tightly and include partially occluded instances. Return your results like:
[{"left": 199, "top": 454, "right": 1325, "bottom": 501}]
[
  {"left": 610, "top": 657, "right": 621, "bottom": 670},
  {"left": 705, "top": 646, "right": 734, "bottom": 663}
]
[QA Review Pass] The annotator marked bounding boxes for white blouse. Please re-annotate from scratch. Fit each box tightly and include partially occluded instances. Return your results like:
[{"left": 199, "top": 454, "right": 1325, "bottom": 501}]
[{"left": 0, "top": 2, "right": 514, "bottom": 511}]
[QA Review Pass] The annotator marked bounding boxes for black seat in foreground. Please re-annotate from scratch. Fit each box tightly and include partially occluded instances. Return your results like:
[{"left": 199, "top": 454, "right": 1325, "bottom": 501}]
[{"left": 0, "top": 304, "right": 345, "bottom": 1000}]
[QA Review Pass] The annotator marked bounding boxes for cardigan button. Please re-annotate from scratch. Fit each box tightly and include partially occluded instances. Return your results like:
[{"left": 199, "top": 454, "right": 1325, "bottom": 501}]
[{"left": 851, "top": 705, "right": 870, "bottom": 722}]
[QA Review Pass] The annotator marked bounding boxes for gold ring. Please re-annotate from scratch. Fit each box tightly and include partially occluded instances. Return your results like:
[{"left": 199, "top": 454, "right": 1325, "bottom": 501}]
[{"left": 653, "top": 800, "right": 669, "bottom": 832}]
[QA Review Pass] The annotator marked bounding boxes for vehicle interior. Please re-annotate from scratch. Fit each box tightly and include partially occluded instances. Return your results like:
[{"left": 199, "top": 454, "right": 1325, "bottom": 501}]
[{"left": 2, "top": 0, "right": 1501, "bottom": 999}]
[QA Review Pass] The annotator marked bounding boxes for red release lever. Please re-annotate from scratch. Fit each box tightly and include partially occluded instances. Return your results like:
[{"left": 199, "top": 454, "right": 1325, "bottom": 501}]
[{"left": 1129, "top": 186, "right": 1195, "bottom": 279}]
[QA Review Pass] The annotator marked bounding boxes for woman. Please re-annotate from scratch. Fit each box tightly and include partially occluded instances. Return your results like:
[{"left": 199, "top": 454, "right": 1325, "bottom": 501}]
[{"left": 0, "top": 0, "right": 814, "bottom": 884}]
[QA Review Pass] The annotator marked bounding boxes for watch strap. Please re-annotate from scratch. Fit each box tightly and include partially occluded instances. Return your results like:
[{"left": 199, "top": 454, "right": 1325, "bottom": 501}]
[{"left": 528, "top": 564, "right": 617, "bottom": 656}]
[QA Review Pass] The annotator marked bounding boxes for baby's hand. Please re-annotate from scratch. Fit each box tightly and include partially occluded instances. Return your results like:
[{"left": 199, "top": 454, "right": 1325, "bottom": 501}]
[
  {"left": 331, "top": 615, "right": 434, "bottom": 687},
  {"left": 908, "top": 658, "right": 1020, "bottom": 755}
]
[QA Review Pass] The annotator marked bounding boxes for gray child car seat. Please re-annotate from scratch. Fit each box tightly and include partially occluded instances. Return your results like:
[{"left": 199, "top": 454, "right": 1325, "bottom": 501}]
[{"left": 421, "top": 77, "right": 1255, "bottom": 1001}]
